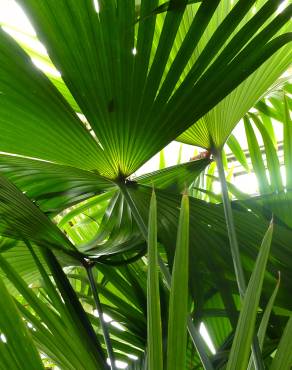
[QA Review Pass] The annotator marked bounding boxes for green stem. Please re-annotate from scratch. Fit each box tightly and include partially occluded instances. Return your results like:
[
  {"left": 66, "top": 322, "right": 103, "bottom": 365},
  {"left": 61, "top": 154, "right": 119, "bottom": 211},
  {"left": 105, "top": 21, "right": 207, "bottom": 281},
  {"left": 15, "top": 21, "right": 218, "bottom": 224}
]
[
  {"left": 86, "top": 265, "right": 116, "bottom": 370},
  {"left": 119, "top": 182, "right": 214, "bottom": 370},
  {"left": 40, "top": 248, "right": 107, "bottom": 368},
  {"left": 215, "top": 150, "right": 246, "bottom": 297},
  {"left": 215, "top": 149, "right": 264, "bottom": 370}
]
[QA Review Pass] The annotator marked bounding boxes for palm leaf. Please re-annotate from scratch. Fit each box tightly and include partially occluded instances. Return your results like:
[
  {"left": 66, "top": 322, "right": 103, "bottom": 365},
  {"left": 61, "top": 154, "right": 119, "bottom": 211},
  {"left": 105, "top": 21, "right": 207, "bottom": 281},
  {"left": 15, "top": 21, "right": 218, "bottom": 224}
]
[
  {"left": 136, "top": 157, "right": 211, "bottom": 193},
  {"left": 0, "top": 274, "right": 44, "bottom": 370},
  {"left": 13, "top": 0, "right": 291, "bottom": 178},
  {"left": 125, "top": 184, "right": 292, "bottom": 311},
  {"left": 0, "top": 252, "right": 108, "bottom": 369},
  {"left": 226, "top": 223, "right": 273, "bottom": 370},
  {"left": 0, "top": 174, "right": 80, "bottom": 261},
  {"left": 177, "top": 1, "right": 291, "bottom": 150},
  {"left": 0, "top": 155, "right": 115, "bottom": 215},
  {"left": 0, "top": 29, "right": 109, "bottom": 173}
]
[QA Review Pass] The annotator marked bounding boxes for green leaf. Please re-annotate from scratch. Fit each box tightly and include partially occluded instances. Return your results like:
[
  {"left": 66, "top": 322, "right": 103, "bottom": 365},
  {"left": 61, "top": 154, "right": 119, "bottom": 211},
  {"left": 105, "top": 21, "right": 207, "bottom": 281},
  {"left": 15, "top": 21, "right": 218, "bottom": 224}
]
[
  {"left": 177, "top": 144, "right": 183, "bottom": 165},
  {"left": 18, "top": 0, "right": 291, "bottom": 177},
  {"left": 145, "top": 0, "right": 202, "bottom": 17},
  {"left": 261, "top": 113, "right": 277, "bottom": 148},
  {"left": 107, "top": 183, "right": 292, "bottom": 366},
  {"left": 256, "top": 100, "right": 284, "bottom": 123},
  {"left": 0, "top": 275, "right": 44, "bottom": 370},
  {"left": 206, "top": 174, "right": 250, "bottom": 202},
  {"left": 249, "top": 113, "right": 283, "bottom": 193},
  {"left": 202, "top": 292, "right": 234, "bottom": 350},
  {"left": 177, "top": 1, "right": 292, "bottom": 150},
  {"left": 234, "top": 190, "right": 292, "bottom": 230},
  {"left": 152, "top": 0, "right": 220, "bottom": 111},
  {"left": 248, "top": 275, "right": 280, "bottom": 370},
  {"left": 270, "top": 315, "right": 292, "bottom": 370},
  {"left": 0, "top": 174, "right": 80, "bottom": 261},
  {"left": 120, "top": 184, "right": 214, "bottom": 369},
  {"left": 284, "top": 94, "right": 292, "bottom": 190},
  {"left": 40, "top": 249, "right": 107, "bottom": 369},
  {"left": 79, "top": 191, "right": 142, "bottom": 257},
  {"left": 244, "top": 116, "right": 270, "bottom": 194},
  {"left": 0, "top": 29, "right": 108, "bottom": 173},
  {"left": 0, "top": 251, "right": 108, "bottom": 369},
  {"left": 0, "top": 155, "right": 115, "bottom": 215},
  {"left": 125, "top": 183, "right": 292, "bottom": 312},
  {"left": 58, "top": 192, "right": 114, "bottom": 228},
  {"left": 226, "top": 222, "right": 274, "bottom": 370},
  {"left": 137, "top": 158, "right": 211, "bottom": 193},
  {"left": 159, "top": 150, "right": 166, "bottom": 170},
  {"left": 147, "top": 191, "right": 163, "bottom": 370},
  {"left": 0, "top": 240, "right": 48, "bottom": 294},
  {"left": 17, "top": 0, "right": 137, "bottom": 177},
  {"left": 167, "top": 194, "right": 189, "bottom": 370},
  {"left": 227, "top": 135, "right": 249, "bottom": 172}
]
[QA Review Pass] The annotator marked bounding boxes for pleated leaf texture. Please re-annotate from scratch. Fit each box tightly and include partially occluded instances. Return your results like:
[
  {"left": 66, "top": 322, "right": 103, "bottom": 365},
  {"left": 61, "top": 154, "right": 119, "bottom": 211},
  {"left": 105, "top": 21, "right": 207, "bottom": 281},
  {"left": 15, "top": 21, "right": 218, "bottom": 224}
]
[
  {"left": 0, "top": 0, "right": 290, "bottom": 178},
  {"left": 177, "top": 0, "right": 292, "bottom": 150}
]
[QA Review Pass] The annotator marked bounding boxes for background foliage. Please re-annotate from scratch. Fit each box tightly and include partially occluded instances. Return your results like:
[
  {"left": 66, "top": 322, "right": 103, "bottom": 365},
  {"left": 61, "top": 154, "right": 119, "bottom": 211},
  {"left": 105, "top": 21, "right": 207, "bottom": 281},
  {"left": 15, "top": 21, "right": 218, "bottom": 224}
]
[{"left": 0, "top": 0, "right": 291, "bottom": 369}]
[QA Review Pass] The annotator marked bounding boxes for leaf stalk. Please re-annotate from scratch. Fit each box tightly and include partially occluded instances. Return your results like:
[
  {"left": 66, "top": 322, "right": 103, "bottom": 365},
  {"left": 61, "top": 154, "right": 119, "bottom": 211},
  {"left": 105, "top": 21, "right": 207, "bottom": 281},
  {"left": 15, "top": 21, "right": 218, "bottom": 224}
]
[
  {"left": 86, "top": 265, "right": 116, "bottom": 370},
  {"left": 214, "top": 149, "right": 264, "bottom": 370}
]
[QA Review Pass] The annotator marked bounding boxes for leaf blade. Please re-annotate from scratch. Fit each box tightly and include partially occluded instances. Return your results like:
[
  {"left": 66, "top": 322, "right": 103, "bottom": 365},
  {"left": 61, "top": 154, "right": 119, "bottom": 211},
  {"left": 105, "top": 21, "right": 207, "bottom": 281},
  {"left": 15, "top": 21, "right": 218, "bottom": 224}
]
[
  {"left": 167, "top": 194, "right": 189, "bottom": 370},
  {"left": 147, "top": 191, "right": 163, "bottom": 370},
  {"left": 0, "top": 275, "right": 44, "bottom": 370},
  {"left": 226, "top": 222, "right": 274, "bottom": 370}
]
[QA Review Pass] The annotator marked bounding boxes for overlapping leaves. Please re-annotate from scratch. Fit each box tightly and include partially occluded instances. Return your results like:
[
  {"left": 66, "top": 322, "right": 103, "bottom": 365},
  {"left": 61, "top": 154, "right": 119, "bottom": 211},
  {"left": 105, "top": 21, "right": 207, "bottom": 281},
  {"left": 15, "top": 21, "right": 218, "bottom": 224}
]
[
  {"left": 0, "top": 0, "right": 289, "bottom": 178},
  {"left": 0, "top": 0, "right": 291, "bottom": 368}
]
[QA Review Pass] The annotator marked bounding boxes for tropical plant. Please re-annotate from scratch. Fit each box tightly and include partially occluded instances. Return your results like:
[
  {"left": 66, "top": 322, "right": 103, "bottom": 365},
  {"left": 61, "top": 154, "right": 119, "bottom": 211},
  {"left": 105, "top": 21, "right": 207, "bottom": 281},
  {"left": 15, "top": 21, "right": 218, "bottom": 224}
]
[{"left": 0, "top": 0, "right": 291, "bottom": 369}]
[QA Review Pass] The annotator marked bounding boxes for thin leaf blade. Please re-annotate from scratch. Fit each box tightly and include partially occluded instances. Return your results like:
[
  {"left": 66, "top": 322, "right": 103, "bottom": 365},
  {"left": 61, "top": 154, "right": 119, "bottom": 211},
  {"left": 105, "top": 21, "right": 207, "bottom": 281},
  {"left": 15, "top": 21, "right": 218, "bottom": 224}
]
[
  {"left": 226, "top": 222, "right": 274, "bottom": 370},
  {"left": 167, "top": 194, "right": 189, "bottom": 370},
  {"left": 147, "top": 191, "right": 163, "bottom": 370}
]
